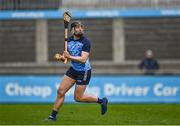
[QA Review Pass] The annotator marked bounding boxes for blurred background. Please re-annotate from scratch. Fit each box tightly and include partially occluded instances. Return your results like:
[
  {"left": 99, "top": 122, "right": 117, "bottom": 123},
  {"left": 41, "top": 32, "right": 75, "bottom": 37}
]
[{"left": 0, "top": 0, "right": 180, "bottom": 103}]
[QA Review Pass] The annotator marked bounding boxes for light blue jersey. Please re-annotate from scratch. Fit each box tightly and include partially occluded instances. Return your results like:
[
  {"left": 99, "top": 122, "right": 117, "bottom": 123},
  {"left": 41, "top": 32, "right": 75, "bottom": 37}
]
[{"left": 67, "top": 36, "right": 91, "bottom": 71}]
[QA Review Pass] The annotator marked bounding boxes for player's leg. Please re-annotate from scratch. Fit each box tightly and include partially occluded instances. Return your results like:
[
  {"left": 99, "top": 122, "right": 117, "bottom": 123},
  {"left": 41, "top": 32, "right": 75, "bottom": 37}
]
[
  {"left": 53, "top": 75, "right": 75, "bottom": 111},
  {"left": 47, "top": 75, "right": 76, "bottom": 121},
  {"left": 74, "top": 69, "right": 108, "bottom": 115},
  {"left": 74, "top": 84, "right": 108, "bottom": 115},
  {"left": 74, "top": 84, "right": 97, "bottom": 102}
]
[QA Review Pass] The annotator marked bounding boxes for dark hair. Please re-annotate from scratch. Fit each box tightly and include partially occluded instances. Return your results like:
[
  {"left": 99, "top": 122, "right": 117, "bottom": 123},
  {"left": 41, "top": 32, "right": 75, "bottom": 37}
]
[{"left": 70, "top": 21, "right": 84, "bottom": 30}]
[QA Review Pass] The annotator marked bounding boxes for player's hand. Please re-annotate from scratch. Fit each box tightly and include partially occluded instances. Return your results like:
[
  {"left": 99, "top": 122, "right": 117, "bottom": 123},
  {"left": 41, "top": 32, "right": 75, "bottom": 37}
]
[
  {"left": 54, "top": 53, "right": 65, "bottom": 62},
  {"left": 63, "top": 51, "right": 70, "bottom": 59}
]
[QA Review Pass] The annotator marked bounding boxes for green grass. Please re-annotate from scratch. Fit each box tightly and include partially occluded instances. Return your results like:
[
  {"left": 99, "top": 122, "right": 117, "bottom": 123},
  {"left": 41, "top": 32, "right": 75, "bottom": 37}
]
[{"left": 0, "top": 103, "right": 180, "bottom": 125}]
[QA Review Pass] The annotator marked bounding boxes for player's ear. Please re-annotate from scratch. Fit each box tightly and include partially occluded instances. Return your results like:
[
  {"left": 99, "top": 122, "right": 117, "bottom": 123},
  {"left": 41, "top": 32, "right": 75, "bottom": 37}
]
[
  {"left": 81, "top": 24, "right": 85, "bottom": 30},
  {"left": 71, "top": 28, "right": 74, "bottom": 34}
]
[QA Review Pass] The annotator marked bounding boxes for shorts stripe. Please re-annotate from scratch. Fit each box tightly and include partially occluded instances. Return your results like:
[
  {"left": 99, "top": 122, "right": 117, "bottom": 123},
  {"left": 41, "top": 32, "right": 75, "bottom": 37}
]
[{"left": 83, "top": 70, "right": 88, "bottom": 81}]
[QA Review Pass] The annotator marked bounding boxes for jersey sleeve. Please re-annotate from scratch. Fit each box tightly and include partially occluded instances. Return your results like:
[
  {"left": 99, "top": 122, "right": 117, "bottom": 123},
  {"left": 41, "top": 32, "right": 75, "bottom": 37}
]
[{"left": 82, "top": 39, "right": 91, "bottom": 53}]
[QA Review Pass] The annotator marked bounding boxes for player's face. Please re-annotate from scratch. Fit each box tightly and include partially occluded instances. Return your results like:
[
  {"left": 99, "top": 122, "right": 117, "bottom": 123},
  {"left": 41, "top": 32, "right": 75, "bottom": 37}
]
[{"left": 72, "top": 24, "right": 84, "bottom": 37}]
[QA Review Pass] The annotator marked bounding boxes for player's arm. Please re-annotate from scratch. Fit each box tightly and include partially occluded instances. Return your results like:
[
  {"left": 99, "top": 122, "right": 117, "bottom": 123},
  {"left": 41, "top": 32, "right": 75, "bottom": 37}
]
[
  {"left": 64, "top": 51, "right": 89, "bottom": 64},
  {"left": 64, "top": 39, "right": 91, "bottom": 63}
]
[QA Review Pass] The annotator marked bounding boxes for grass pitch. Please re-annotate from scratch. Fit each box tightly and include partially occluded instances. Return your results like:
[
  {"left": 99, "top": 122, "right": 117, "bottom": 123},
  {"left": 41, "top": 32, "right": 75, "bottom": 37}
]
[{"left": 0, "top": 103, "right": 180, "bottom": 125}]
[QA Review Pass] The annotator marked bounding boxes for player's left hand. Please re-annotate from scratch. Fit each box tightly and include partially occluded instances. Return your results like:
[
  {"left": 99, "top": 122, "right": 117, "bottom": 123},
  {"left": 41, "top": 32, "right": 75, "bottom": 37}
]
[{"left": 63, "top": 51, "right": 70, "bottom": 59}]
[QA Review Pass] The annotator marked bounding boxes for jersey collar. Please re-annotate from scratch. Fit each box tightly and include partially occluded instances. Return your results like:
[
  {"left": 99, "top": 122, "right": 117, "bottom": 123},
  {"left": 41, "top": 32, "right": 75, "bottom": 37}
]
[{"left": 69, "top": 35, "right": 84, "bottom": 41}]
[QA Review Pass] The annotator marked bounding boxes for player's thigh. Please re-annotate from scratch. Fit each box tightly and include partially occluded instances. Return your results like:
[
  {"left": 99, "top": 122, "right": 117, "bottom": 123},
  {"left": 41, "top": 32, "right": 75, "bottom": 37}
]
[
  {"left": 74, "top": 85, "right": 87, "bottom": 98},
  {"left": 58, "top": 75, "right": 76, "bottom": 95}
]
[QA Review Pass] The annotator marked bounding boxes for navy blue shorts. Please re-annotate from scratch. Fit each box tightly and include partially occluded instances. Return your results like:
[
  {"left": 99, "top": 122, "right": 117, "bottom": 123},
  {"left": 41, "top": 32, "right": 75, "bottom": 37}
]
[{"left": 65, "top": 67, "right": 91, "bottom": 85}]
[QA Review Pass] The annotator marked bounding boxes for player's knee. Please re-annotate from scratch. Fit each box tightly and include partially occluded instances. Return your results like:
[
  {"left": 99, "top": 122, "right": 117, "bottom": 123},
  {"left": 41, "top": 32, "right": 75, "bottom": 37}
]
[
  {"left": 74, "top": 95, "right": 82, "bottom": 102},
  {"left": 57, "top": 89, "right": 65, "bottom": 97}
]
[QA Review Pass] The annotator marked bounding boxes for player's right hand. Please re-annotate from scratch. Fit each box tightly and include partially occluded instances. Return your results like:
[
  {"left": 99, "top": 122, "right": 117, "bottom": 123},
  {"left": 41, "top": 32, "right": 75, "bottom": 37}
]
[{"left": 54, "top": 53, "right": 65, "bottom": 62}]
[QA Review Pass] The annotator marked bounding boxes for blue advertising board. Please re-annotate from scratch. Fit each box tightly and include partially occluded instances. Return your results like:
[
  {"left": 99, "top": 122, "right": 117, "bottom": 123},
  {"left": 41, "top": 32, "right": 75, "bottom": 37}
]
[
  {"left": 0, "top": 8, "right": 180, "bottom": 20},
  {"left": 0, "top": 75, "right": 180, "bottom": 103}
]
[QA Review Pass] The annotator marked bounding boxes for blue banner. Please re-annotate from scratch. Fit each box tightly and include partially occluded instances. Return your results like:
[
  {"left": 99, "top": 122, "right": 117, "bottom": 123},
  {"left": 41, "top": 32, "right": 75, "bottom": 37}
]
[
  {"left": 0, "top": 8, "right": 180, "bottom": 20},
  {"left": 0, "top": 75, "right": 180, "bottom": 103}
]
